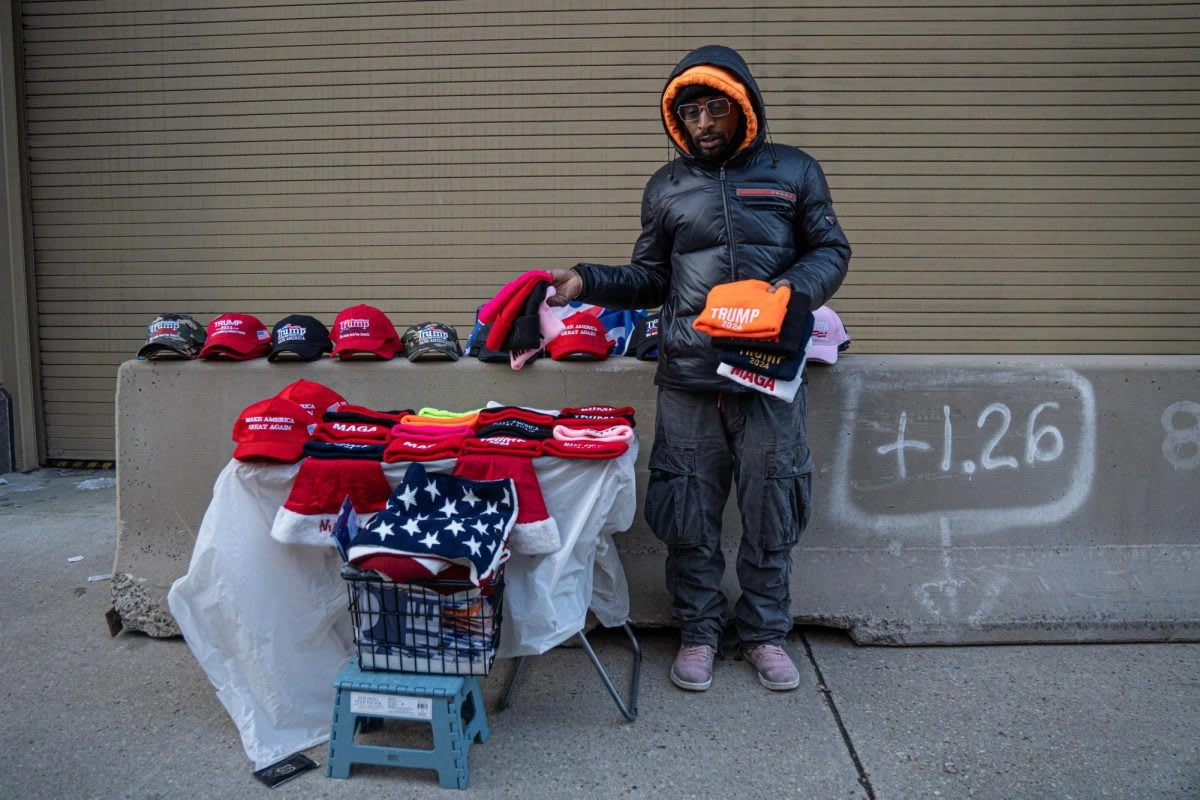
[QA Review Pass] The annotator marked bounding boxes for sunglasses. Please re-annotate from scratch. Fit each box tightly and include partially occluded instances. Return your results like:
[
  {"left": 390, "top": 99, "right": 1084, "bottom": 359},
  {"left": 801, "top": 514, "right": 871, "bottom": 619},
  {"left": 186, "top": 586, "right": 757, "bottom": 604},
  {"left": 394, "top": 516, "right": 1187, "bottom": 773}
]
[{"left": 677, "top": 97, "right": 732, "bottom": 122}]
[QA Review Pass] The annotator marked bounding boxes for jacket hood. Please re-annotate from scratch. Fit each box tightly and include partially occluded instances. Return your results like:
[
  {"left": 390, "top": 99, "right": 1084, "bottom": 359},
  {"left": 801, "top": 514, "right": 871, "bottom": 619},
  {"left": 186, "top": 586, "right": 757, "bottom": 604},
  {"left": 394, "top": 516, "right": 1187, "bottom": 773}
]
[{"left": 660, "top": 45, "right": 767, "bottom": 162}]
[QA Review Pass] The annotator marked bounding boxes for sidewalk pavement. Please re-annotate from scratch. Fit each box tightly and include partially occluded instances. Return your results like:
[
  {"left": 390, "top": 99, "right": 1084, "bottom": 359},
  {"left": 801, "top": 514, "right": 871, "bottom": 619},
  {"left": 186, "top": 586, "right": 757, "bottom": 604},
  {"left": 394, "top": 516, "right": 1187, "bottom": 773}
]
[{"left": 1, "top": 468, "right": 1197, "bottom": 799}]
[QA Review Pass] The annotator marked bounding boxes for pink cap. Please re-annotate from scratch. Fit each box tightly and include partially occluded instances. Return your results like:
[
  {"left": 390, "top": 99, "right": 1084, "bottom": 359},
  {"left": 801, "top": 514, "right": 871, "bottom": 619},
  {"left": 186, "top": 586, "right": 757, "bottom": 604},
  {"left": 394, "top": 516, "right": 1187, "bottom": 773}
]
[{"left": 809, "top": 305, "right": 850, "bottom": 365}]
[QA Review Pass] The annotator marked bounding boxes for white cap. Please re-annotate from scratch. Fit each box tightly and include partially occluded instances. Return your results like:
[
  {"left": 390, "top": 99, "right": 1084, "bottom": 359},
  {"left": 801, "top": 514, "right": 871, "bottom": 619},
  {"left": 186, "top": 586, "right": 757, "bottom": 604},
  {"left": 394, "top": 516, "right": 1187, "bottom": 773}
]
[{"left": 808, "top": 305, "right": 850, "bottom": 364}]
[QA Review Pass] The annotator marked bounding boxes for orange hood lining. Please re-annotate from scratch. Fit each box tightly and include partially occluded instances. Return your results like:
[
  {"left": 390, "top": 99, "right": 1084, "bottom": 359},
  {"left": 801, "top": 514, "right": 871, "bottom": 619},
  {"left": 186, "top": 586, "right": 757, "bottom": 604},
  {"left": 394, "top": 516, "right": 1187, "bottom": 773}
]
[{"left": 661, "top": 64, "right": 759, "bottom": 158}]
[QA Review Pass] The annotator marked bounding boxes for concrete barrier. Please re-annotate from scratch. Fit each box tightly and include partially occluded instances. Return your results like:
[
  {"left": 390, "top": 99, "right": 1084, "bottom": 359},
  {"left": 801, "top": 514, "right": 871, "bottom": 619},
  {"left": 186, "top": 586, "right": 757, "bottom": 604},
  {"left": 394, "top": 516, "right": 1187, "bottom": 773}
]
[
  {"left": 0, "top": 388, "right": 12, "bottom": 474},
  {"left": 114, "top": 356, "right": 1200, "bottom": 643}
]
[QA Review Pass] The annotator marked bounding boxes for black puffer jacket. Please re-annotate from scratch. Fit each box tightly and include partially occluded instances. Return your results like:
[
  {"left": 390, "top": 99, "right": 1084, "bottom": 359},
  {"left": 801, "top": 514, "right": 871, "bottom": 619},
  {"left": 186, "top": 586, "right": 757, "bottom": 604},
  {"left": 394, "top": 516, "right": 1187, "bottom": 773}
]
[{"left": 573, "top": 45, "right": 851, "bottom": 393}]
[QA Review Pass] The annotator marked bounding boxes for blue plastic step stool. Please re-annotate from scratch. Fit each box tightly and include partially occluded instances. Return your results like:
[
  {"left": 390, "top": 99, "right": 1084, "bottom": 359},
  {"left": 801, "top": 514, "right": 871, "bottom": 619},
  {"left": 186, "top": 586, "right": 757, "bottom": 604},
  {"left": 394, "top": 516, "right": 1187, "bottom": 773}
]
[{"left": 326, "top": 660, "right": 490, "bottom": 789}]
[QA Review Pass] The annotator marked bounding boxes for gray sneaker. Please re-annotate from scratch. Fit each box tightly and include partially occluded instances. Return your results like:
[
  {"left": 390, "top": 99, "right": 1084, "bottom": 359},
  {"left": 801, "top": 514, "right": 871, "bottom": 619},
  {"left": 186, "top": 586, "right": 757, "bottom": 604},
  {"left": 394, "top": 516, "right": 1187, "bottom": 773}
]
[
  {"left": 670, "top": 643, "right": 716, "bottom": 691},
  {"left": 743, "top": 643, "right": 801, "bottom": 691}
]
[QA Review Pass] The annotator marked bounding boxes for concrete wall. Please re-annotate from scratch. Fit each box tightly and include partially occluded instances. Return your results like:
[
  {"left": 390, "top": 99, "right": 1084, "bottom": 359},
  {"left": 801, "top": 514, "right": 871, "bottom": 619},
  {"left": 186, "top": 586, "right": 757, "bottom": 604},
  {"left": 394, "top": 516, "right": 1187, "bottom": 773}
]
[
  {"left": 1, "top": 0, "right": 40, "bottom": 473},
  {"left": 114, "top": 356, "right": 1200, "bottom": 643}
]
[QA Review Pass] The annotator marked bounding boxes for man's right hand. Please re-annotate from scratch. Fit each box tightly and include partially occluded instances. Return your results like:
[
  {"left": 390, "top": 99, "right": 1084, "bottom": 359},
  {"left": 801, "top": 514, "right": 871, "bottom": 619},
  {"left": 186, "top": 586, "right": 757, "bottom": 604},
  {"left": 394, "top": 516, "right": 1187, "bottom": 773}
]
[{"left": 547, "top": 268, "right": 583, "bottom": 307}]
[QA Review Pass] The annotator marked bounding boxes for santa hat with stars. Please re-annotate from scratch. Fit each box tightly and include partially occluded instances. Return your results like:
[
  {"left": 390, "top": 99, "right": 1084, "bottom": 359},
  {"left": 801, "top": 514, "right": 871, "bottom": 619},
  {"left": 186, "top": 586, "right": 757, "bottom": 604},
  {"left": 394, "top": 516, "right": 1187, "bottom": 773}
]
[
  {"left": 452, "top": 452, "right": 560, "bottom": 556},
  {"left": 346, "top": 461, "right": 517, "bottom": 587}
]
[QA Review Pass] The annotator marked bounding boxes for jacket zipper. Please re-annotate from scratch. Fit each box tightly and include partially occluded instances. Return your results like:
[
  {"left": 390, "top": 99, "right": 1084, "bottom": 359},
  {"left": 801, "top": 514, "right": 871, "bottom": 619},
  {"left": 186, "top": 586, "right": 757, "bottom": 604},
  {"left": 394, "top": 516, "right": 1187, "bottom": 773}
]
[{"left": 719, "top": 166, "right": 737, "bottom": 280}]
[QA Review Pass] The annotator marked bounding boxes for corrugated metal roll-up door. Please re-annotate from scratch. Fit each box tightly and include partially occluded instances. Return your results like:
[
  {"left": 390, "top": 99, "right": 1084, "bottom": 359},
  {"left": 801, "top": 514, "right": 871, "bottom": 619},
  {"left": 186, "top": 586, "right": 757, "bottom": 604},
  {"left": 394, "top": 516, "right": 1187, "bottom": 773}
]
[{"left": 17, "top": 1, "right": 1200, "bottom": 461}]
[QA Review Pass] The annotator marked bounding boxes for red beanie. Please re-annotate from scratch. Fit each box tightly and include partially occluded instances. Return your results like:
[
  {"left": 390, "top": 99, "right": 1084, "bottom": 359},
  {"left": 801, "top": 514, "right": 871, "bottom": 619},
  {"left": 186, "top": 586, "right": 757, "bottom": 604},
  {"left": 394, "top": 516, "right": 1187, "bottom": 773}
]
[
  {"left": 312, "top": 420, "right": 393, "bottom": 445},
  {"left": 475, "top": 407, "right": 558, "bottom": 428},
  {"left": 551, "top": 415, "right": 635, "bottom": 433},
  {"left": 382, "top": 437, "right": 466, "bottom": 463},
  {"left": 462, "top": 436, "right": 546, "bottom": 458},
  {"left": 542, "top": 438, "right": 629, "bottom": 460},
  {"left": 561, "top": 405, "right": 636, "bottom": 419}
]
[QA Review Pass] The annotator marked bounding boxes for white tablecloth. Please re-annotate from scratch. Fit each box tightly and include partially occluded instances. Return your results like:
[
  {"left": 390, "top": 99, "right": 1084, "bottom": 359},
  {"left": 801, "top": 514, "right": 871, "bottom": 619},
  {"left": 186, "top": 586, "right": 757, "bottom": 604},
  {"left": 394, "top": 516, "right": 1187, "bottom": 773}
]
[{"left": 166, "top": 446, "right": 637, "bottom": 768}]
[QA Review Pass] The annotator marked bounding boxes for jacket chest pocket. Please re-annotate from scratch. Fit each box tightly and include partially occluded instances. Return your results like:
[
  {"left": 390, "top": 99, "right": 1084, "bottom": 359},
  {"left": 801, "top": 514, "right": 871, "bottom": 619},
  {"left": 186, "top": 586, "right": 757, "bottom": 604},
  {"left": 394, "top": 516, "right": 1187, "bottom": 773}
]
[
  {"left": 735, "top": 185, "right": 797, "bottom": 214},
  {"left": 734, "top": 184, "right": 797, "bottom": 248}
]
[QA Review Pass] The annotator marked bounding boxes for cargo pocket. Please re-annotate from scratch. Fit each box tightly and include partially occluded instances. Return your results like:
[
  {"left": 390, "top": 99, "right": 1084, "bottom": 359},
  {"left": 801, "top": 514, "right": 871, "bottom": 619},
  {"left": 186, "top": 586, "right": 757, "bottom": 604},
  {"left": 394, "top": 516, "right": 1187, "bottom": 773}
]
[
  {"left": 758, "top": 443, "right": 813, "bottom": 551},
  {"left": 642, "top": 442, "right": 703, "bottom": 547}
]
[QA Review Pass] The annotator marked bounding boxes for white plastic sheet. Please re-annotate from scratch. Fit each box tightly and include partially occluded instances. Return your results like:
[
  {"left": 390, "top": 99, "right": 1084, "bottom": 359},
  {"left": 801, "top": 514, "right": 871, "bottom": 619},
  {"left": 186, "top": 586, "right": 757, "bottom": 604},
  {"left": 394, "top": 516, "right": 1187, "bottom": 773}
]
[
  {"left": 167, "top": 445, "right": 636, "bottom": 768},
  {"left": 498, "top": 448, "right": 636, "bottom": 656}
]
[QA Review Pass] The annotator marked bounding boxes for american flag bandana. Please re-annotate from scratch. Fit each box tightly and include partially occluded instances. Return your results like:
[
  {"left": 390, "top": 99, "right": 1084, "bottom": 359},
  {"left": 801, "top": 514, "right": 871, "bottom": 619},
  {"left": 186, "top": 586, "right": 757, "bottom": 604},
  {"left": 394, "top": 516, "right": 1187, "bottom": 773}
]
[{"left": 346, "top": 461, "right": 517, "bottom": 586}]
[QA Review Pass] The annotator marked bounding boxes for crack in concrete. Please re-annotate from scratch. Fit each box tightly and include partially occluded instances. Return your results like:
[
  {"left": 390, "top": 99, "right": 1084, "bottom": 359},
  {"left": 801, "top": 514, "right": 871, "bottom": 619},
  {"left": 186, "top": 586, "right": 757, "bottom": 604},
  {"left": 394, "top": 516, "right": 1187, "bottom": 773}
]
[{"left": 801, "top": 631, "right": 877, "bottom": 800}]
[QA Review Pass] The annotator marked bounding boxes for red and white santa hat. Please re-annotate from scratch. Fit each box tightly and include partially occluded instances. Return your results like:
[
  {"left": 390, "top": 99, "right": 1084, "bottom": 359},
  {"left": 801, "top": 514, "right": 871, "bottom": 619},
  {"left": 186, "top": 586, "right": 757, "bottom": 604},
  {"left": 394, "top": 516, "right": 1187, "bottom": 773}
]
[{"left": 270, "top": 457, "right": 393, "bottom": 546}]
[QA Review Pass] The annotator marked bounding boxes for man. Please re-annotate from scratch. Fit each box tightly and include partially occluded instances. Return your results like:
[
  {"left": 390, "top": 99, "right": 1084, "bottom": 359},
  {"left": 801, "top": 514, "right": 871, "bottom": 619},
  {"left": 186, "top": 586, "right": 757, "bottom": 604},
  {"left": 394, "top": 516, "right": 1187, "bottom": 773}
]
[{"left": 549, "top": 45, "right": 850, "bottom": 692}]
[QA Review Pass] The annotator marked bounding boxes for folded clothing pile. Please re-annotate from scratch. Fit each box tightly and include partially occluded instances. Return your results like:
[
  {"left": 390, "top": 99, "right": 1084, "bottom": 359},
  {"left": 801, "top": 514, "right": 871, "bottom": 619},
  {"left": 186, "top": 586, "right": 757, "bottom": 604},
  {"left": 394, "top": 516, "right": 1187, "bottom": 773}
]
[
  {"left": 695, "top": 279, "right": 851, "bottom": 402},
  {"left": 475, "top": 270, "right": 565, "bottom": 368}
]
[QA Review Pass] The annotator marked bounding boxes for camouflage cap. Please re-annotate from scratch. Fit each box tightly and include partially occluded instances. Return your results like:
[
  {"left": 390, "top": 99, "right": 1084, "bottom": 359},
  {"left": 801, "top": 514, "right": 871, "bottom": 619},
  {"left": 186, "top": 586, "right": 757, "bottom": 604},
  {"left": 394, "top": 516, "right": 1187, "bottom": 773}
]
[
  {"left": 402, "top": 321, "right": 462, "bottom": 362},
  {"left": 137, "top": 313, "right": 206, "bottom": 360}
]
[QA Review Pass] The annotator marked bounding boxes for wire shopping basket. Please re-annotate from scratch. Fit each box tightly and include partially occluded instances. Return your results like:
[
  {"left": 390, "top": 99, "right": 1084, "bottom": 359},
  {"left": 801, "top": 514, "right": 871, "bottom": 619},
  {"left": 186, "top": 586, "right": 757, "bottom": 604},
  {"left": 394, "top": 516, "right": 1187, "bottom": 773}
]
[{"left": 341, "top": 565, "right": 504, "bottom": 676}]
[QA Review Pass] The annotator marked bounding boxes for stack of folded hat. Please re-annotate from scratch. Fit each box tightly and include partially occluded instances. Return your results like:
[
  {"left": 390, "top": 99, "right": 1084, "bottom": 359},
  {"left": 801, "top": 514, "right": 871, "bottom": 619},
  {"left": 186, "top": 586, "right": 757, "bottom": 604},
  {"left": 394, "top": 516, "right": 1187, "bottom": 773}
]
[
  {"left": 694, "top": 279, "right": 814, "bottom": 403},
  {"left": 476, "top": 270, "right": 566, "bottom": 368},
  {"left": 245, "top": 388, "right": 637, "bottom": 553},
  {"left": 229, "top": 378, "right": 350, "bottom": 463},
  {"left": 453, "top": 403, "right": 635, "bottom": 554},
  {"left": 451, "top": 408, "right": 559, "bottom": 556},
  {"left": 272, "top": 406, "right": 467, "bottom": 549},
  {"left": 383, "top": 409, "right": 478, "bottom": 463},
  {"left": 546, "top": 404, "right": 636, "bottom": 459}
]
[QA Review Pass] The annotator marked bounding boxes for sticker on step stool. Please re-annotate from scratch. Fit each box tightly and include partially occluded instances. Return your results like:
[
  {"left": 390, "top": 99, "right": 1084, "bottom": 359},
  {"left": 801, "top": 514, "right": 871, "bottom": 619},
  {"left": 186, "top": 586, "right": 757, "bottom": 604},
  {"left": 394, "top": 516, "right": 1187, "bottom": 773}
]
[{"left": 350, "top": 691, "right": 433, "bottom": 720}]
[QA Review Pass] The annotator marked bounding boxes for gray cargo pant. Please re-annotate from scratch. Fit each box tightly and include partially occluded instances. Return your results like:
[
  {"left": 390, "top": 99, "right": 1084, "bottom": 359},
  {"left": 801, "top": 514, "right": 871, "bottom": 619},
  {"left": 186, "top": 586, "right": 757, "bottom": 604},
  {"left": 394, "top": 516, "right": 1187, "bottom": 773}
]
[{"left": 643, "top": 385, "right": 814, "bottom": 649}]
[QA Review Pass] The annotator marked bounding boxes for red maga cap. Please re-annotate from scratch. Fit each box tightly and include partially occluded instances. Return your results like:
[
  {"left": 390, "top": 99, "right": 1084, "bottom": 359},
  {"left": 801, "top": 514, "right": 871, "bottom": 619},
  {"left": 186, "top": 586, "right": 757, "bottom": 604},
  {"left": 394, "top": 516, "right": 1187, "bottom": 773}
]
[
  {"left": 199, "top": 313, "right": 272, "bottom": 360},
  {"left": 331, "top": 304, "right": 401, "bottom": 360},
  {"left": 547, "top": 312, "right": 613, "bottom": 361},
  {"left": 275, "top": 379, "right": 348, "bottom": 418},
  {"left": 231, "top": 396, "right": 316, "bottom": 462}
]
